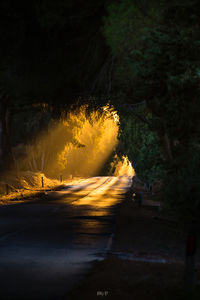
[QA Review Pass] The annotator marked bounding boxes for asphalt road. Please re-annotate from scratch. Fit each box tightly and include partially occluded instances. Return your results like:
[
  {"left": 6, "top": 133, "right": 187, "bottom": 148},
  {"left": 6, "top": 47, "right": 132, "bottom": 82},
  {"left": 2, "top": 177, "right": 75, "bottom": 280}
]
[{"left": 0, "top": 176, "right": 132, "bottom": 300}]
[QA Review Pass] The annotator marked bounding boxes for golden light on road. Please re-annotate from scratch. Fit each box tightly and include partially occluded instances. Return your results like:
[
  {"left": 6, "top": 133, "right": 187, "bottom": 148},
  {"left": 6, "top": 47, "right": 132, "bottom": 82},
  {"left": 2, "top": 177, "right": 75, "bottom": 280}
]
[{"left": 71, "top": 176, "right": 132, "bottom": 210}]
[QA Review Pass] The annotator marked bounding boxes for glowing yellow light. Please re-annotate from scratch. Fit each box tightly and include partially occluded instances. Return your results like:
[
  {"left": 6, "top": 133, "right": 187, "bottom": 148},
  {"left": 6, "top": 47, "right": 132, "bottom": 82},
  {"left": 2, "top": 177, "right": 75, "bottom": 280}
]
[
  {"left": 114, "top": 155, "right": 135, "bottom": 176},
  {"left": 113, "top": 112, "right": 119, "bottom": 123},
  {"left": 15, "top": 105, "right": 120, "bottom": 179},
  {"left": 12, "top": 103, "right": 134, "bottom": 183},
  {"left": 103, "top": 104, "right": 119, "bottom": 124}
]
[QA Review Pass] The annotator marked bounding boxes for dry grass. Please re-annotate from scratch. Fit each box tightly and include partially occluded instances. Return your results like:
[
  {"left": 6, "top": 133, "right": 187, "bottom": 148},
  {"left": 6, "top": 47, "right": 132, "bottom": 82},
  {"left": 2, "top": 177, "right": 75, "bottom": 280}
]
[{"left": 0, "top": 171, "right": 65, "bottom": 204}]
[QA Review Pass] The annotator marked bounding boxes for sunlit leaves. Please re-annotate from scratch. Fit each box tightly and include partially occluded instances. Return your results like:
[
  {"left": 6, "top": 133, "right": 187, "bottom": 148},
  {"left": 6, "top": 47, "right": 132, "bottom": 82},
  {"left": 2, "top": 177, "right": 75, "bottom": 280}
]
[{"left": 118, "top": 112, "right": 162, "bottom": 182}]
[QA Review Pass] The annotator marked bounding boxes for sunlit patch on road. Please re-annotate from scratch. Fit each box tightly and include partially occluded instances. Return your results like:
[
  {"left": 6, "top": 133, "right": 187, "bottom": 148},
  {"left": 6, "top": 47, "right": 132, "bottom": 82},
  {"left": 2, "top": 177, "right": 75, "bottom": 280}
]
[{"left": 71, "top": 177, "right": 119, "bottom": 207}]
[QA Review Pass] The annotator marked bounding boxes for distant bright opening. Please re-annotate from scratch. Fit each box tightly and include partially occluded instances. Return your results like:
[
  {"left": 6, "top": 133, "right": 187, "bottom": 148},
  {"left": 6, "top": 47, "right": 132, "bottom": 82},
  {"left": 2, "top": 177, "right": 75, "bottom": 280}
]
[
  {"left": 114, "top": 155, "right": 135, "bottom": 177},
  {"left": 15, "top": 104, "right": 135, "bottom": 179}
]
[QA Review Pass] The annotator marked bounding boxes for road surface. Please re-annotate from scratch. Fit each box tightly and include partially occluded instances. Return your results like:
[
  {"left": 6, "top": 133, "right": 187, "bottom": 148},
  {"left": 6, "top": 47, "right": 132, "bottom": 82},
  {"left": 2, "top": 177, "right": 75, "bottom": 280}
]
[{"left": 0, "top": 176, "right": 132, "bottom": 300}]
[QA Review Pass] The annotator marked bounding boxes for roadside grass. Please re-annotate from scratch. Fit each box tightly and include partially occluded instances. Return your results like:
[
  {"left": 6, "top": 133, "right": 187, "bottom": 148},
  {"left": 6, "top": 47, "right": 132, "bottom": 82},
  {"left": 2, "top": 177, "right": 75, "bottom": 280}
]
[{"left": 0, "top": 171, "right": 76, "bottom": 204}]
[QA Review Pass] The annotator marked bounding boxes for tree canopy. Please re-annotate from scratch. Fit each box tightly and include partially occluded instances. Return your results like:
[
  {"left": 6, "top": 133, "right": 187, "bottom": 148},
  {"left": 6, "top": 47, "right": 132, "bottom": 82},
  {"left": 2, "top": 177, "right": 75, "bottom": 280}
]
[
  {"left": 0, "top": 0, "right": 109, "bottom": 107},
  {"left": 103, "top": 0, "right": 200, "bottom": 218}
]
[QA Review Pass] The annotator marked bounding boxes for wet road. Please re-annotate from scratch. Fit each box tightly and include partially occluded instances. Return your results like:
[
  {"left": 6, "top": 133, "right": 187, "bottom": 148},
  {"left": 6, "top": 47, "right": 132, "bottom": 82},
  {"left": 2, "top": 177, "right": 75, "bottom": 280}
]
[{"left": 0, "top": 176, "right": 132, "bottom": 300}]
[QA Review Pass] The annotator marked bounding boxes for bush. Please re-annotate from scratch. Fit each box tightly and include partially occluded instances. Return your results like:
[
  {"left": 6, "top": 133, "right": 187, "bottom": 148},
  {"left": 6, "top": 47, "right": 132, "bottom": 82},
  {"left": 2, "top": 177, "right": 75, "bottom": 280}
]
[{"left": 162, "top": 148, "right": 200, "bottom": 220}]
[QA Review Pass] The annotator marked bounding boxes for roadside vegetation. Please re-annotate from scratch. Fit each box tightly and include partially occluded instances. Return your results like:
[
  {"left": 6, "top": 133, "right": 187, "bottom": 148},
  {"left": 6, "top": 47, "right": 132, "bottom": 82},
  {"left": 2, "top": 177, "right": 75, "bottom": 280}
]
[{"left": 103, "top": 0, "right": 200, "bottom": 221}]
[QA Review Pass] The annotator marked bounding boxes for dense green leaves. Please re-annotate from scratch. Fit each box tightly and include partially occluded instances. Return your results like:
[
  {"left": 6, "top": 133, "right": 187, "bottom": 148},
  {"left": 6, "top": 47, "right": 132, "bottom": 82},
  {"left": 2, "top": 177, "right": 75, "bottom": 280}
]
[
  {"left": 162, "top": 147, "right": 200, "bottom": 219},
  {"left": 119, "top": 112, "right": 162, "bottom": 183},
  {"left": 104, "top": 0, "right": 200, "bottom": 218}
]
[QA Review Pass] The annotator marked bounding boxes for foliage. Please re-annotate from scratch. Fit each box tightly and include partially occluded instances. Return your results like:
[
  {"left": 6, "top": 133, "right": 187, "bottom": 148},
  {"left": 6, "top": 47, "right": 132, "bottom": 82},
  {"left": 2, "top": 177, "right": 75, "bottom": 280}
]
[
  {"left": 129, "top": 27, "right": 200, "bottom": 138},
  {"left": 162, "top": 147, "right": 200, "bottom": 220},
  {"left": 103, "top": 0, "right": 161, "bottom": 56},
  {"left": 118, "top": 110, "right": 162, "bottom": 183},
  {"left": 103, "top": 0, "right": 200, "bottom": 218},
  {"left": 103, "top": 0, "right": 162, "bottom": 94},
  {"left": 12, "top": 105, "right": 119, "bottom": 179}
]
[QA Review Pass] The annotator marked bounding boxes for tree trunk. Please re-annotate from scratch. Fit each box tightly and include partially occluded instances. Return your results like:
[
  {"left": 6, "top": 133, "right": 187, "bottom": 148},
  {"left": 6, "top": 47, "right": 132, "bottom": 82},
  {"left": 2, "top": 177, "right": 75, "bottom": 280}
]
[
  {"left": 161, "top": 133, "right": 173, "bottom": 161},
  {"left": 0, "top": 89, "right": 13, "bottom": 170},
  {"left": 41, "top": 150, "right": 45, "bottom": 172}
]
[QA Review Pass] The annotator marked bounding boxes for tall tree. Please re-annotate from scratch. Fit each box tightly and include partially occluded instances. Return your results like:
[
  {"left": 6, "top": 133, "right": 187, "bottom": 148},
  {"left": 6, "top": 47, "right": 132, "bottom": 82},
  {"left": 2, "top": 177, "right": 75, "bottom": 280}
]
[{"left": 0, "top": 88, "right": 13, "bottom": 169}]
